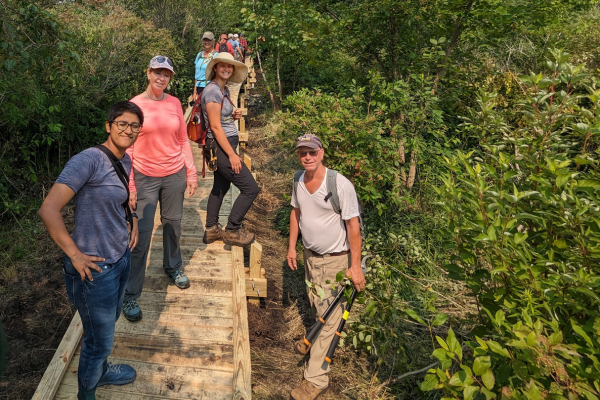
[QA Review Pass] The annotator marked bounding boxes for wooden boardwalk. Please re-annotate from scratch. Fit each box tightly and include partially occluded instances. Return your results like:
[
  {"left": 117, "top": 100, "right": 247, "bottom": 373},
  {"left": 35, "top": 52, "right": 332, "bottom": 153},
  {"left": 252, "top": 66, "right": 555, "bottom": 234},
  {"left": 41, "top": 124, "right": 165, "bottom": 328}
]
[{"left": 33, "top": 145, "right": 252, "bottom": 400}]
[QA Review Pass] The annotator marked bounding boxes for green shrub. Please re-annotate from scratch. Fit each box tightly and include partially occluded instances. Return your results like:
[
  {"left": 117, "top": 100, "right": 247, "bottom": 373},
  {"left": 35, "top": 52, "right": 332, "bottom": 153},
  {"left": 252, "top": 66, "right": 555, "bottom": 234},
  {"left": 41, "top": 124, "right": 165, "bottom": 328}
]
[{"left": 423, "top": 50, "right": 600, "bottom": 399}]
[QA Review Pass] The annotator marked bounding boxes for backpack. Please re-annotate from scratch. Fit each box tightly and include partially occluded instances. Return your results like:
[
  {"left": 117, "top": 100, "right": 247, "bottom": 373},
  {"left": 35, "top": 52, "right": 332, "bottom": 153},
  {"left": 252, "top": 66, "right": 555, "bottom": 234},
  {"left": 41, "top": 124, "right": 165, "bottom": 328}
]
[
  {"left": 186, "top": 81, "right": 234, "bottom": 177},
  {"left": 293, "top": 168, "right": 365, "bottom": 242},
  {"left": 218, "top": 42, "right": 228, "bottom": 53}
]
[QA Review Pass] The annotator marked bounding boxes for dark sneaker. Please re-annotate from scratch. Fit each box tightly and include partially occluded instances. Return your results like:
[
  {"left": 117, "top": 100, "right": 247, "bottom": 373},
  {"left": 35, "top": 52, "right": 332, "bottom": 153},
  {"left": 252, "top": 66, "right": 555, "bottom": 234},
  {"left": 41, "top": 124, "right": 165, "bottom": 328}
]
[
  {"left": 203, "top": 224, "right": 223, "bottom": 244},
  {"left": 294, "top": 339, "right": 311, "bottom": 355},
  {"left": 223, "top": 227, "right": 255, "bottom": 247},
  {"left": 97, "top": 362, "right": 136, "bottom": 386},
  {"left": 290, "top": 380, "right": 327, "bottom": 400},
  {"left": 77, "top": 388, "right": 96, "bottom": 400},
  {"left": 123, "top": 299, "right": 142, "bottom": 322},
  {"left": 166, "top": 269, "right": 190, "bottom": 289}
]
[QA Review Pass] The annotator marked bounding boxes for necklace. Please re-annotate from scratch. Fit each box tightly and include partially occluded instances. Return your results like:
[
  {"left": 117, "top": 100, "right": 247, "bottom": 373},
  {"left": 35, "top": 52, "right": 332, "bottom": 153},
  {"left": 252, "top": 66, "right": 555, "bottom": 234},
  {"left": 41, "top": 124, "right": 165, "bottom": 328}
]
[{"left": 146, "top": 90, "right": 165, "bottom": 101}]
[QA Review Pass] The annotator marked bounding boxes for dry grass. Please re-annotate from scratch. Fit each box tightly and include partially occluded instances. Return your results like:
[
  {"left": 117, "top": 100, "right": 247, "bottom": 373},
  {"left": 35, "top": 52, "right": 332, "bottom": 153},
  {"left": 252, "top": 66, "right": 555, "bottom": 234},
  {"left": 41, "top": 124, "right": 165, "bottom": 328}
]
[{"left": 240, "top": 118, "right": 396, "bottom": 399}]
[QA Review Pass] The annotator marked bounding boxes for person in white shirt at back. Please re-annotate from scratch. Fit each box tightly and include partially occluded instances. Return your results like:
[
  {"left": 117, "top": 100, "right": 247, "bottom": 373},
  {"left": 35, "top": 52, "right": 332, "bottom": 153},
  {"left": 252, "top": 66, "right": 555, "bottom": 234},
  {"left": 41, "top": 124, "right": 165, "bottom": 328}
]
[{"left": 286, "top": 134, "right": 366, "bottom": 400}]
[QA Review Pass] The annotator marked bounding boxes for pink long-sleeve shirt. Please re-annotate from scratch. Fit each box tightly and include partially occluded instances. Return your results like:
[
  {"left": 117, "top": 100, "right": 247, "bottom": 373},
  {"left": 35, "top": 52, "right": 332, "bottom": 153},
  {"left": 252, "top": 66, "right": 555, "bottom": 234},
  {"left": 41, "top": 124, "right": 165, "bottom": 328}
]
[{"left": 127, "top": 94, "right": 197, "bottom": 192}]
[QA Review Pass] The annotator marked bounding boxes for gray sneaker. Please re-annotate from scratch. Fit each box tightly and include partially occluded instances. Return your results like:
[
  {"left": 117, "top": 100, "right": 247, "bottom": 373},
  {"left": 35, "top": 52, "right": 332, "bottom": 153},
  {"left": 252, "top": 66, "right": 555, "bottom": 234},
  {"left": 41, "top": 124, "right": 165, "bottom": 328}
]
[
  {"left": 123, "top": 299, "right": 142, "bottom": 322},
  {"left": 166, "top": 269, "right": 190, "bottom": 289}
]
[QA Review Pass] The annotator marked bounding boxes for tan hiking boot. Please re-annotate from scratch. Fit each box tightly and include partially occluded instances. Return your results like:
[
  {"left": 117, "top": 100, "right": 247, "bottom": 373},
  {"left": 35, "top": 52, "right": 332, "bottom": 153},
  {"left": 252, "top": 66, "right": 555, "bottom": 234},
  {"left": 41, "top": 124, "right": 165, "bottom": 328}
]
[
  {"left": 290, "top": 380, "right": 327, "bottom": 400},
  {"left": 294, "top": 339, "right": 311, "bottom": 355},
  {"left": 203, "top": 224, "right": 223, "bottom": 244},
  {"left": 223, "top": 227, "right": 255, "bottom": 246}
]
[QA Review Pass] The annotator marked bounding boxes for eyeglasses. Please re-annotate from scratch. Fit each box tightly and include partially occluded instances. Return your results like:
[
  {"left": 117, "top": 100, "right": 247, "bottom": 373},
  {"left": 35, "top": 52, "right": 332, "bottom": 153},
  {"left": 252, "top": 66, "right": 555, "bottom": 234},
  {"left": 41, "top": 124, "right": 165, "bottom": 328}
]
[
  {"left": 110, "top": 120, "right": 142, "bottom": 133},
  {"left": 297, "top": 150, "right": 320, "bottom": 158},
  {"left": 154, "top": 56, "right": 174, "bottom": 67}
]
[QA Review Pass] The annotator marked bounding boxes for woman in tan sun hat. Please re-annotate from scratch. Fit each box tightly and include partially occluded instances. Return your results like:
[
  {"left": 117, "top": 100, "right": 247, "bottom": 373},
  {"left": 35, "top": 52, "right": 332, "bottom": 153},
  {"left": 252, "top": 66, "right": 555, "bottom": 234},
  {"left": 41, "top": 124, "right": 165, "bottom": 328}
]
[{"left": 201, "top": 52, "right": 259, "bottom": 247}]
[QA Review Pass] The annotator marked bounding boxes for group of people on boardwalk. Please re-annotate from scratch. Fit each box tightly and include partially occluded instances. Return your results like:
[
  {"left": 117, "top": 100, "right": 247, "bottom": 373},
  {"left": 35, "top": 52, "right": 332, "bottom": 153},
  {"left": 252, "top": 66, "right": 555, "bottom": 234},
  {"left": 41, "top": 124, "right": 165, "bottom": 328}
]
[
  {"left": 194, "top": 31, "right": 247, "bottom": 99},
  {"left": 38, "top": 31, "right": 365, "bottom": 400}
]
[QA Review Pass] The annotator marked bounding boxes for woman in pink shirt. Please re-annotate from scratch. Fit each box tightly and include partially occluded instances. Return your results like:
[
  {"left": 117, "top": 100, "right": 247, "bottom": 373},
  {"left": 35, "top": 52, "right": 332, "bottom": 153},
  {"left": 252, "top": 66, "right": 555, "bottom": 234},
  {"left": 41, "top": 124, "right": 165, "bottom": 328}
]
[{"left": 122, "top": 55, "right": 197, "bottom": 322}]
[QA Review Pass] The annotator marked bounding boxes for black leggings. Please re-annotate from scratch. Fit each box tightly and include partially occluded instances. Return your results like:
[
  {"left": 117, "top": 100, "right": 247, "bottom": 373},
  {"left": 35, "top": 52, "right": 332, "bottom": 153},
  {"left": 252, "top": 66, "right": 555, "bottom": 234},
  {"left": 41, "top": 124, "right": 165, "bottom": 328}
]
[{"left": 205, "top": 136, "right": 259, "bottom": 230}]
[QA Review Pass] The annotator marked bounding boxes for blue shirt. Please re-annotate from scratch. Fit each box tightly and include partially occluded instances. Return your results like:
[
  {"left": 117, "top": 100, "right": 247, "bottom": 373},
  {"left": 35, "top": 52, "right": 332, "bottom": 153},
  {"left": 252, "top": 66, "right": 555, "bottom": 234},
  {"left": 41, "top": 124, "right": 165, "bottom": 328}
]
[
  {"left": 228, "top": 39, "right": 242, "bottom": 55},
  {"left": 56, "top": 147, "right": 132, "bottom": 264},
  {"left": 194, "top": 51, "right": 215, "bottom": 88}
]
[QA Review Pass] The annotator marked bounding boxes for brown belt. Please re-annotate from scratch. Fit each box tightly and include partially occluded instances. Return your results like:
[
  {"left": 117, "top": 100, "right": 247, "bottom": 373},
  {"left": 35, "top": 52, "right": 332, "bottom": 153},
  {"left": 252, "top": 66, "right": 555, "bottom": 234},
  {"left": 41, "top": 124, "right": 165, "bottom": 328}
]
[{"left": 309, "top": 249, "right": 350, "bottom": 258}]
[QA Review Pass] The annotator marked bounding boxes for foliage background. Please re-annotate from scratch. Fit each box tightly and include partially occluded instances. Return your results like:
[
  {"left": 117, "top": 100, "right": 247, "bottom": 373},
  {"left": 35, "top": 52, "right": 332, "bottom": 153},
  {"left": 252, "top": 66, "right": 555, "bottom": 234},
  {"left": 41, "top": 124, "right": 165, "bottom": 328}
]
[{"left": 3, "top": 0, "right": 600, "bottom": 398}]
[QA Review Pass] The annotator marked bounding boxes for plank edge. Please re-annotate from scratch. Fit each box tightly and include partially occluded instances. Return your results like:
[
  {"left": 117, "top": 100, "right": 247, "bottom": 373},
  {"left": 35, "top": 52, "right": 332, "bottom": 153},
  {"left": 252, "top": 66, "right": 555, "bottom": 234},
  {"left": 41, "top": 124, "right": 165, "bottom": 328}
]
[
  {"left": 231, "top": 246, "right": 252, "bottom": 400},
  {"left": 32, "top": 311, "right": 83, "bottom": 400}
]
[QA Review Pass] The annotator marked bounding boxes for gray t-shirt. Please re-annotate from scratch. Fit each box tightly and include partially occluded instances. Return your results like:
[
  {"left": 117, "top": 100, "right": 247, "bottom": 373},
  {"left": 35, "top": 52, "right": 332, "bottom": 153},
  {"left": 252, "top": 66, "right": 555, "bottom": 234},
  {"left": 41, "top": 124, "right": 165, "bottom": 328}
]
[
  {"left": 201, "top": 82, "right": 238, "bottom": 138},
  {"left": 56, "top": 147, "right": 132, "bottom": 264}
]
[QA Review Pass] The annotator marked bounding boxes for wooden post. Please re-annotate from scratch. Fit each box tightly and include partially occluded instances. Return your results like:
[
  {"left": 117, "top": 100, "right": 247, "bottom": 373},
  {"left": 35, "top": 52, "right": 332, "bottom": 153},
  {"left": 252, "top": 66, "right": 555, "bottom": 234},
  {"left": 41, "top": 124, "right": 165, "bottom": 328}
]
[
  {"left": 232, "top": 246, "right": 252, "bottom": 400},
  {"left": 32, "top": 312, "right": 83, "bottom": 400},
  {"left": 244, "top": 154, "right": 252, "bottom": 171},
  {"left": 239, "top": 117, "right": 246, "bottom": 133},
  {"left": 248, "top": 242, "right": 262, "bottom": 305}
]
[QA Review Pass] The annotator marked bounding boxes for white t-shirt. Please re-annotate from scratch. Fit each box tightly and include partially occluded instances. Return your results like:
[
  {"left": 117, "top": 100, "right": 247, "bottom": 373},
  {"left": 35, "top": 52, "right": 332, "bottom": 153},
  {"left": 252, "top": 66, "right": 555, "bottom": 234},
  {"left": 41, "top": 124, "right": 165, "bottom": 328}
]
[{"left": 291, "top": 169, "right": 360, "bottom": 254}]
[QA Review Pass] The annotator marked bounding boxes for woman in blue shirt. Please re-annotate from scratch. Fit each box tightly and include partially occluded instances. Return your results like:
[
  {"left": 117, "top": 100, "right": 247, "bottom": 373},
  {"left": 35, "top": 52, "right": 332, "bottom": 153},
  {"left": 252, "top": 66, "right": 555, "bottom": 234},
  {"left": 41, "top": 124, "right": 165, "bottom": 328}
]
[
  {"left": 39, "top": 101, "right": 142, "bottom": 400},
  {"left": 194, "top": 31, "right": 216, "bottom": 99}
]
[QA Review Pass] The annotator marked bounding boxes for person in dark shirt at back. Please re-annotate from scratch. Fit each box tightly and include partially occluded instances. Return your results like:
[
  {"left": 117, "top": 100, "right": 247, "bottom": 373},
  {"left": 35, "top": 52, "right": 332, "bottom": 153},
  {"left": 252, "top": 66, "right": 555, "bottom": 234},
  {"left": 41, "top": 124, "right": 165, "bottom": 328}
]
[{"left": 38, "top": 101, "right": 142, "bottom": 400}]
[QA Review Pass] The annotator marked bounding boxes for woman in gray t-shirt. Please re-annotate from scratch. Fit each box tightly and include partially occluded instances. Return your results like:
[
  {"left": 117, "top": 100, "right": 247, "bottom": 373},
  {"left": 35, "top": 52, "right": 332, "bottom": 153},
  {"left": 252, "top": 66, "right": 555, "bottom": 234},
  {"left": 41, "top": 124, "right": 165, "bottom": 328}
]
[
  {"left": 201, "top": 52, "right": 258, "bottom": 247},
  {"left": 38, "top": 102, "right": 142, "bottom": 399}
]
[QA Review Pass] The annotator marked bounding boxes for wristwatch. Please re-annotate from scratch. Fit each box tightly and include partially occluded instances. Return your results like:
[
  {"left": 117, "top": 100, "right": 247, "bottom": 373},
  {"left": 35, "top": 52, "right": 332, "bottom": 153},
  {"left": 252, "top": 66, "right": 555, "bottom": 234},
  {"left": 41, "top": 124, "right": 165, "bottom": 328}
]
[{"left": 131, "top": 213, "right": 139, "bottom": 219}]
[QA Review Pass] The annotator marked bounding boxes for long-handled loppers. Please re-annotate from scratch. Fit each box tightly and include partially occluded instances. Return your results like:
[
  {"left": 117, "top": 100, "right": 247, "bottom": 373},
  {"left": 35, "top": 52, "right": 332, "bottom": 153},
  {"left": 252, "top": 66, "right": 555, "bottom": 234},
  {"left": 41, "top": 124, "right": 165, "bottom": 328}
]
[
  {"left": 301, "top": 255, "right": 371, "bottom": 355},
  {"left": 324, "top": 255, "right": 371, "bottom": 364}
]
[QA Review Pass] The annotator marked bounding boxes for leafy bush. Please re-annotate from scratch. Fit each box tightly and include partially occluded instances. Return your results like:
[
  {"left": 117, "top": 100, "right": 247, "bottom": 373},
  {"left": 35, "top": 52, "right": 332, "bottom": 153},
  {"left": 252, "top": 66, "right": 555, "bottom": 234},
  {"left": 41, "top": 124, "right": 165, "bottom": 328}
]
[
  {"left": 422, "top": 51, "right": 600, "bottom": 399},
  {"left": 279, "top": 73, "right": 448, "bottom": 213}
]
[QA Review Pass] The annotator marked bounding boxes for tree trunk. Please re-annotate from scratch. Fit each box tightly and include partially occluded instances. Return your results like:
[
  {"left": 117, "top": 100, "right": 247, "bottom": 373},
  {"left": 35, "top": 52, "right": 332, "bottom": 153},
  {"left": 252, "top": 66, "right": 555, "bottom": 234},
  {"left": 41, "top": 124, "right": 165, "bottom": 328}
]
[
  {"left": 398, "top": 136, "right": 407, "bottom": 186},
  {"left": 394, "top": 113, "right": 407, "bottom": 187},
  {"left": 255, "top": 45, "right": 277, "bottom": 111},
  {"left": 277, "top": 50, "right": 283, "bottom": 107},
  {"left": 407, "top": 150, "right": 417, "bottom": 189},
  {"left": 433, "top": 1, "right": 475, "bottom": 89}
]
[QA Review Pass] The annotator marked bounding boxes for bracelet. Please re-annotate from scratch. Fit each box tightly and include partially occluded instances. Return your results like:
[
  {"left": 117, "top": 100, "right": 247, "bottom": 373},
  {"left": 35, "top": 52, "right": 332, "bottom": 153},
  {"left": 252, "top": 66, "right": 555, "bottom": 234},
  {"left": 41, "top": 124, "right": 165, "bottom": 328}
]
[{"left": 131, "top": 213, "right": 138, "bottom": 219}]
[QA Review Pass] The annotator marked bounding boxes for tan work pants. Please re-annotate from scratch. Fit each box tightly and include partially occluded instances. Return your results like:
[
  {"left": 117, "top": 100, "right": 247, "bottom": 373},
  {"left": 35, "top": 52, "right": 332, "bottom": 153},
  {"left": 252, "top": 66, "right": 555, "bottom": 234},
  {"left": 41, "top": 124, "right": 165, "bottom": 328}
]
[{"left": 303, "top": 249, "right": 350, "bottom": 389}]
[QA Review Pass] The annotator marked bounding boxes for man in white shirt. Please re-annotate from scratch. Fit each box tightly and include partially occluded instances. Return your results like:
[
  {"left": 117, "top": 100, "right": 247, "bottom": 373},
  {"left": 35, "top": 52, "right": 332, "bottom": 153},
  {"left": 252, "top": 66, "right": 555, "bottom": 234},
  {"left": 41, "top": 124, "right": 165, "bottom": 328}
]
[{"left": 287, "top": 134, "right": 366, "bottom": 400}]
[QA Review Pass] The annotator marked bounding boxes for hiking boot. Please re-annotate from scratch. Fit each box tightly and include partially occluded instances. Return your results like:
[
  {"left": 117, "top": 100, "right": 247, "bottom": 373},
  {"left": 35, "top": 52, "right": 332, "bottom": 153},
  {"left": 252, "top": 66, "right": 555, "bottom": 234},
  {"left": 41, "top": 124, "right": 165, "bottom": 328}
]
[
  {"left": 294, "top": 339, "right": 311, "bottom": 355},
  {"left": 223, "top": 227, "right": 255, "bottom": 247},
  {"left": 97, "top": 362, "right": 136, "bottom": 386},
  {"left": 123, "top": 299, "right": 142, "bottom": 322},
  {"left": 203, "top": 224, "right": 224, "bottom": 244},
  {"left": 165, "top": 268, "right": 190, "bottom": 289},
  {"left": 290, "top": 380, "right": 327, "bottom": 400}
]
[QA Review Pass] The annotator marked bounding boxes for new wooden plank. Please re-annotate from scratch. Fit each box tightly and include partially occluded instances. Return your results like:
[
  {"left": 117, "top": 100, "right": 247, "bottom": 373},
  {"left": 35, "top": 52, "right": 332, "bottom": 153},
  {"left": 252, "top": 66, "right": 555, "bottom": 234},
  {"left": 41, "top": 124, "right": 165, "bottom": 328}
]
[
  {"left": 140, "top": 276, "right": 232, "bottom": 297},
  {"left": 74, "top": 335, "right": 234, "bottom": 372},
  {"left": 33, "top": 312, "right": 83, "bottom": 400},
  {"left": 58, "top": 356, "right": 233, "bottom": 399},
  {"left": 114, "top": 313, "right": 233, "bottom": 343},
  {"left": 134, "top": 292, "right": 232, "bottom": 318},
  {"left": 54, "top": 385, "right": 176, "bottom": 400},
  {"left": 145, "top": 259, "right": 233, "bottom": 280},
  {"left": 232, "top": 246, "right": 252, "bottom": 400},
  {"left": 144, "top": 266, "right": 232, "bottom": 281},
  {"left": 147, "top": 242, "right": 229, "bottom": 259}
]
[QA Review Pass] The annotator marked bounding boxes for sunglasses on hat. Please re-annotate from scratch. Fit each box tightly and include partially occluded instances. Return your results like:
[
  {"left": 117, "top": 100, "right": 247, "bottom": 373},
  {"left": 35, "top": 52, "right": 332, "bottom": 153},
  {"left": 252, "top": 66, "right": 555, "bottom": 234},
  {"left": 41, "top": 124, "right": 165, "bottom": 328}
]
[{"left": 153, "top": 56, "right": 174, "bottom": 67}]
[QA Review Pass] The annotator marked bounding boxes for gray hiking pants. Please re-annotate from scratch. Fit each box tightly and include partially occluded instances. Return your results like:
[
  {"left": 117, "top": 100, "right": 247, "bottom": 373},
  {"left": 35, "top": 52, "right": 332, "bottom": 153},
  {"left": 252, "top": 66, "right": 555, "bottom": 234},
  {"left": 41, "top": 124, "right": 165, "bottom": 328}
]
[{"left": 124, "top": 167, "right": 187, "bottom": 301}]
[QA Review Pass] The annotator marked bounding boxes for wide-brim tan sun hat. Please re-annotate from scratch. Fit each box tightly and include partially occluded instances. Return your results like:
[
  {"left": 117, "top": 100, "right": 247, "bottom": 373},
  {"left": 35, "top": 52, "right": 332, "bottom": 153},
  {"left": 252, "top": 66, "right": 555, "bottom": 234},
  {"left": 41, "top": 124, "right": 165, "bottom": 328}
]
[{"left": 205, "top": 52, "right": 248, "bottom": 83}]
